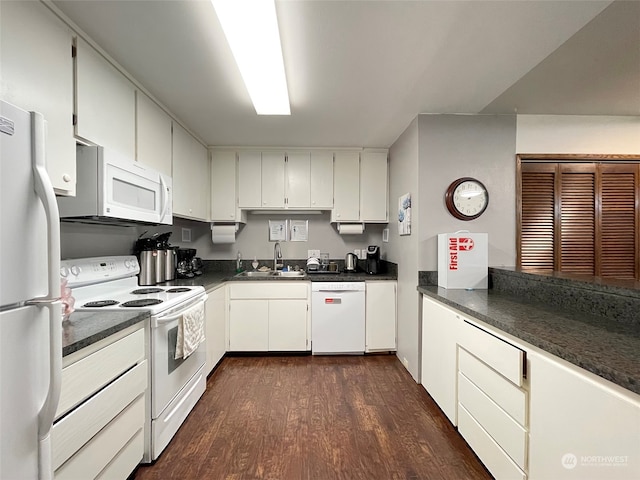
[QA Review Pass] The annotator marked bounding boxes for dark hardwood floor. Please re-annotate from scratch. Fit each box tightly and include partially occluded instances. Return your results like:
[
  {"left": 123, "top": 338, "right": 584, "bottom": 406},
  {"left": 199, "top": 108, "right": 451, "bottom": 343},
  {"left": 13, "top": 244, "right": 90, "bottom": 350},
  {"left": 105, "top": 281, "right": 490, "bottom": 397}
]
[{"left": 134, "top": 354, "right": 491, "bottom": 480}]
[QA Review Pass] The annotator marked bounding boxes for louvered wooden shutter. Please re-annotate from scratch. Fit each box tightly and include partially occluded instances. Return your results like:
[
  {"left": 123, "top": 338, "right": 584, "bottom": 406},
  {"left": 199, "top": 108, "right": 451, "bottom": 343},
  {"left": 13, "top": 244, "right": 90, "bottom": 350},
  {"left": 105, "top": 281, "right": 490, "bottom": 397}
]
[
  {"left": 598, "top": 164, "right": 638, "bottom": 279},
  {"left": 559, "top": 164, "right": 596, "bottom": 275},
  {"left": 520, "top": 164, "right": 555, "bottom": 271}
]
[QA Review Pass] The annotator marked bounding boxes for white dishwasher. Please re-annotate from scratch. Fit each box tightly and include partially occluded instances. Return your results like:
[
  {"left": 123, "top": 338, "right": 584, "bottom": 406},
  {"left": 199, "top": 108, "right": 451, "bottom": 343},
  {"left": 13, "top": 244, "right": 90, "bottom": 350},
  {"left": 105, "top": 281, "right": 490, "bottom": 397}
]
[{"left": 311, "top": 281, "right": 365, "bottom": 354}]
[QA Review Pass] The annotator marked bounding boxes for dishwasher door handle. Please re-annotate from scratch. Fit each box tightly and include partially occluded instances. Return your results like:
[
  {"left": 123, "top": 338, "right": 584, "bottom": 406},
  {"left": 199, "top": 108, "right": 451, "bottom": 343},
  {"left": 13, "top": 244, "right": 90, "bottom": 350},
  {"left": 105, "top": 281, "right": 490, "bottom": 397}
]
[{"left": 316, "top": 289, "right": 363, "bottom": 293}]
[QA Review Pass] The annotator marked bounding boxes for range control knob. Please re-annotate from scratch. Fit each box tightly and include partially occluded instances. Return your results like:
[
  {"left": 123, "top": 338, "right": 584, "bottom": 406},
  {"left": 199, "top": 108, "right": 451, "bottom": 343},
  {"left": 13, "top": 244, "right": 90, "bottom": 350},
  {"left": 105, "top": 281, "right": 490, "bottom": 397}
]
[
  {"left": 70, "top": 265, "right": 81, "bottom": 276},
  {"left": 60, "top": 267, "right": 68, "bottom": 278}
]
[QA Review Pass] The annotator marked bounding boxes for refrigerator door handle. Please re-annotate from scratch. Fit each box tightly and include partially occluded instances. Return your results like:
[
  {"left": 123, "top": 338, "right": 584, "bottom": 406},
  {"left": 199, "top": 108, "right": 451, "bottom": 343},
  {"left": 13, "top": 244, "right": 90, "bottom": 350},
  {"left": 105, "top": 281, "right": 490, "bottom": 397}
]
[{"left": 31, "top": 111, "right": 62, "bottom": 480}]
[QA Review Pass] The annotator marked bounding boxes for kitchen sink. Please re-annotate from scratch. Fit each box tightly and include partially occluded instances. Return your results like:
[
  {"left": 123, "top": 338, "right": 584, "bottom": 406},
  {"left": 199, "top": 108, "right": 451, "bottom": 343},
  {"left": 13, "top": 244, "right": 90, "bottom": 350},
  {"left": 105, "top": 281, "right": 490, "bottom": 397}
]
[
  {"left": 273, "top": 271, "right": 306, "bottom": 277},
  {"left": 234, "top": 270, "right": 307, "bottom": 278},
  {"left": 236, "top": 271, "right": 273, "bottom": 277}
]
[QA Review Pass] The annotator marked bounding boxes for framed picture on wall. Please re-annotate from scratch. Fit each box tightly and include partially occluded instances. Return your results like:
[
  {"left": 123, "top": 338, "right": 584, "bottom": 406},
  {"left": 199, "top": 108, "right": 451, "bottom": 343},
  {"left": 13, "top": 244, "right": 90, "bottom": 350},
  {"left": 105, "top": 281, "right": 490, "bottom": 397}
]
[{"left": 398, "top": 193, "right": 411, "bottom": 235}]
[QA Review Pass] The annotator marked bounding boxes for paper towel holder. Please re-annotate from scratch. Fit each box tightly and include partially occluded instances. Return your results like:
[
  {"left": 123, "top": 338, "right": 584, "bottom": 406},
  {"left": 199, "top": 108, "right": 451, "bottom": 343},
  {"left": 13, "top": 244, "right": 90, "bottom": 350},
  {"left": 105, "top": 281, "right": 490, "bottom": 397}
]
[
  {"left": 336, "top": 223, "right": 365, "bottom": 235},
  {"left": 210, "top": 222, "right": 240, "bottom": 244}
]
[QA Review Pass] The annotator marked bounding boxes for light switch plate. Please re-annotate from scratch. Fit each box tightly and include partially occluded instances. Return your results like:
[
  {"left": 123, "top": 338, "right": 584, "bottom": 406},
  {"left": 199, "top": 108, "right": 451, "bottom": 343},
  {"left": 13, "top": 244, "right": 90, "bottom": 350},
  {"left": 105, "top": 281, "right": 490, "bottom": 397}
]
[{"left": 382, "top": 228, "right": 389, "bottom": 243}]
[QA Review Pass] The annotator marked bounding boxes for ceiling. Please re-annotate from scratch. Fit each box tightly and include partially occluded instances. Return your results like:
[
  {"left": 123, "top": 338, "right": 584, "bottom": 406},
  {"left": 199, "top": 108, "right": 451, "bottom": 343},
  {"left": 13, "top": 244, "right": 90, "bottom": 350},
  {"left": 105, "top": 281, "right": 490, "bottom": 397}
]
[{"left": 51, "top": 0, "right": 640, "bottom": 148}]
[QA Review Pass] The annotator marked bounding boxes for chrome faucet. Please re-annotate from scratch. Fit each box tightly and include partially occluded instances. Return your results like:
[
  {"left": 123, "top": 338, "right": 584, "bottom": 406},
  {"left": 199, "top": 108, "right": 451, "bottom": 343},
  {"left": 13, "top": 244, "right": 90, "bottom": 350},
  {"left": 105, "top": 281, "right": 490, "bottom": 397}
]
[{"left": 273, "top": 242, "right": 282, "bottom": 271}]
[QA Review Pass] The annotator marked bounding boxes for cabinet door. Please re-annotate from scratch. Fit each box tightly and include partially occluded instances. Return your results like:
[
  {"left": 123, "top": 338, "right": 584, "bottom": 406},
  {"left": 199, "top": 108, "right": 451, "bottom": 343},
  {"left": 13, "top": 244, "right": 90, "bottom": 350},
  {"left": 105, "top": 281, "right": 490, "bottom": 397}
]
[
  {"left": 238, "top": 151, "right": 262, "bottom": 208},
  {"left": 268, "top": 300, "right": 308, "bottom": 351},
  {"left": 331, "top": 151, "right": 360, "bottom": 222},
  {"left": 365, "top": 282, "right": 396, "bottom": 352},
  {"left": 75, "top": 38, "right": 135, "bottom": 158},
  {"left": 228, "top": 300, "right": 268, "bottom": 351},
  {"left": 360, "top": 151, "right": 388, "bottom": 222},
  {"left": 135, "top": 91, "right": 172, "bottom": 177},
  {"left": 528, "top": 352, "right": 640, "bottom": 480},
  {"left": 211, "top": 151, "right": 238, "bottom": 221},
  {"left": 172, "top": 123, "right": 209, "bottom": 220},
  {"left": 286, "top": 152, "right": 311, "bottom": 208},
  {"left": 261, "top": 152, "right": 285, "bottom": 208},
  {"left": 310, "top": 151, "right": 334, "bottom": 209},
  {"left": 205, "top": 287, "right": 227, "bottom": 373},
  {"left": 1, "top": 0, "right": 76, "bottom": 195},
  {"left": 421, "top": 296, "right": 461, "bottom": 425}
]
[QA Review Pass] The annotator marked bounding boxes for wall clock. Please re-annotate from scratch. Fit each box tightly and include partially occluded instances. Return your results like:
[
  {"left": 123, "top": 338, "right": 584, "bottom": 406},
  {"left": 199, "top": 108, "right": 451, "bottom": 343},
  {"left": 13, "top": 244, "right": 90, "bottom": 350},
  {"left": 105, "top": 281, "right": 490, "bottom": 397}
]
[{"left": 445, "top": 177, "right": 489, "bottom": 220}]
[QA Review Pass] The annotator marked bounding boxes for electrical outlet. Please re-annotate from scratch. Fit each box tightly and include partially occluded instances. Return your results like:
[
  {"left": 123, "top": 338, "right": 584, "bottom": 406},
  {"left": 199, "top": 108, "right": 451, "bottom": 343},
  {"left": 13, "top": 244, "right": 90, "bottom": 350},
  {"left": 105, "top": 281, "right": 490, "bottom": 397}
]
[
  {"left": 353, "top": 249, "right": 360, "bottom": 258},
  {"left": 308, "top": 249, "right": 320, "bottom": 258},
  {"left": 402, "top": 357, "right": 409, "bottom": 369},
  {"left": 181, "top": 228, "right": 191, "bottom": 243}
]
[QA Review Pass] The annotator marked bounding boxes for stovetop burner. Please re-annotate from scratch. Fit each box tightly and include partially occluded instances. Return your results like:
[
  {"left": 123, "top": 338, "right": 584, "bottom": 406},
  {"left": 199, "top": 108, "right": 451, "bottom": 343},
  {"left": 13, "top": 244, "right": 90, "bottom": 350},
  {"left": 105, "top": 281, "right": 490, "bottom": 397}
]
[
  {"left": 120, "top": 299, "right": 164, "bottom": 308},
  {"left": 83, "top": 300, "right": 119, "bottom": 308},
  {"left": 166, "top": 287, "right": 192, "bottom": 293},
  {"left": 132, "top": 288, "right": 164, "bottom": 294}
]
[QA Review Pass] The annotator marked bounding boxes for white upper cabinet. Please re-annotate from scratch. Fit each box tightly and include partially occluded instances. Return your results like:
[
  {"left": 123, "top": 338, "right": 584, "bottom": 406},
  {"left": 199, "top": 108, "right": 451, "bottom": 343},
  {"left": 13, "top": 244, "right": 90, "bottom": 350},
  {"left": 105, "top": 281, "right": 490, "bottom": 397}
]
[
  {"left": 238, "top": 151, "right": 262, "bottom": 208},
  {"left": 331, "top": 151, "right": 361, "bottom": 222},
  {"left": 211, "top": 150, "right": 242, "bottom": 222},
  {"left": 360, "top": 150, "right": 388, "bottom": 222},
  {"left": 310, "top": 151, "right": 334, "bottom": 209},
  {"left": 172, "top": 123, "right": 209, "bottom": 221},
  {"left": 135, "top": 91, "right": 172, "bottom": 177},
  {"left": 1, "top": 0, "right": 76, "bottom": 195},
  {"left": 286, "top": 152, "right": 311, "bottom": 208},
  {"left": 261, "top": 152, "right": 286, "bottom": 208},
  {"left": 75, "top": 38, "right": 135, "bottom": 159}
]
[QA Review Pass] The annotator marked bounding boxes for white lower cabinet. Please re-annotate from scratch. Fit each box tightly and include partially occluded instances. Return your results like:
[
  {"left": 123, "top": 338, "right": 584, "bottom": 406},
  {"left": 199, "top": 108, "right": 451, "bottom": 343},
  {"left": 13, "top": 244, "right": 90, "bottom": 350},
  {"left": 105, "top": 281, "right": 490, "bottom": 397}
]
[
  {"left": 421, "top": 294, "right": 640, "bottom": 480},
  {"left": 528, "top": 352, "right": 640, "bottom": 480},
  {"left": 421, "top": 296, "right": 461, "bottom": 424},
  {"left": 228, "top": 283, "right": 310, "bottom": 352},
  {"left": 205, "top": 285, "right": 227, "bottom": 374},
  {"left": 53, "top": 324, "right": 147, "bottom": 479},
  {"left": 365, "top": 281, "right": 397, "bottom": 352}
]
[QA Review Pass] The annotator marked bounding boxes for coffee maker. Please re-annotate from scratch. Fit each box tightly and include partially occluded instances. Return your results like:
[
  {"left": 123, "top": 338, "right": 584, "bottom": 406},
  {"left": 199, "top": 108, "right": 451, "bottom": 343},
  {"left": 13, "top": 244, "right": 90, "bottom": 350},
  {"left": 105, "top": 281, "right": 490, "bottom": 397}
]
[{"left": 366, "top": 245, "right": 380, "bottom": 275}]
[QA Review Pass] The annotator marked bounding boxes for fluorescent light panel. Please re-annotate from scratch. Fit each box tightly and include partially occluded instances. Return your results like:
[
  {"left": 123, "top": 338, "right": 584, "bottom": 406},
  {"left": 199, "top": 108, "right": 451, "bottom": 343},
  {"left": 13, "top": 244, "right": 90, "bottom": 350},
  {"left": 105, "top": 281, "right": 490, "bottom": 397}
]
[{"left": 212, "top": 0, "right": 290, "bottom": 115}]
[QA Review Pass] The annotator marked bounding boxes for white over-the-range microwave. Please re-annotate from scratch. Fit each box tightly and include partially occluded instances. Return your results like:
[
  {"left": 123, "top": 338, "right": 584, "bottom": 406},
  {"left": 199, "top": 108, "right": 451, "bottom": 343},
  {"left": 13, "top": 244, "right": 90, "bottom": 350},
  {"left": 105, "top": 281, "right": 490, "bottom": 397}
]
[{"left": 58, "top": 145, "right": 172, "bottom": 225}]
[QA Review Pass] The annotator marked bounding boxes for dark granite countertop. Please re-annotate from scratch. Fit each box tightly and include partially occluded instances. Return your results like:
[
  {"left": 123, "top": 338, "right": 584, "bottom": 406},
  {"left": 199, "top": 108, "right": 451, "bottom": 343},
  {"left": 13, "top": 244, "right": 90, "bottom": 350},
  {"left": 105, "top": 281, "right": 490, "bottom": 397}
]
[
  {"left": 62, "top": 310, "right": 149, "bottom": 357},
  {"left": 417, "top": 285, "right": 640, "bottom": 395}
]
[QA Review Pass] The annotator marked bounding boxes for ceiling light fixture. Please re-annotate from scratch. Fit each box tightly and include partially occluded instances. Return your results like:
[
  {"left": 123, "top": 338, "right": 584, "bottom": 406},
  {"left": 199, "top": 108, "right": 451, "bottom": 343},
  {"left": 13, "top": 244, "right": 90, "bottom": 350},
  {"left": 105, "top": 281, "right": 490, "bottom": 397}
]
[{"left": 212, "top": 0, "right": 290, "bottom": 115}]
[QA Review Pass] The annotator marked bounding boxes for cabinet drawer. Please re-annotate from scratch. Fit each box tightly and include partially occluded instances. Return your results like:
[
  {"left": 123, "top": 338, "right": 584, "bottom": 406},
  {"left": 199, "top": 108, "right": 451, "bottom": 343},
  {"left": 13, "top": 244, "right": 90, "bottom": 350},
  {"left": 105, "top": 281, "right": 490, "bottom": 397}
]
[
  {"left": 229, "top": 282, "right": 309, "bottom": 299},
  {"left": 95, "top": 428, "right": 144, "bottom": 480},
  {"left": 57, "top": 329, "right": 145, "bottom": 418},
  {"left": 55, "top": 395, "right": 144, "bottom": 480},
  {"left": 458, "top": 404, "right": 526, "bottom": 480},
  {"left": 459, "top": 348, "right": 527, "bottom": 426},
  {"left": 459, "top": 372, "right": 527, "bottom": 469},
  {"left": 52, "top": 360, "right": 147, "bottom": 470},
  {"left": 459, "top": 320, "right": 525, "bottom": 386}
]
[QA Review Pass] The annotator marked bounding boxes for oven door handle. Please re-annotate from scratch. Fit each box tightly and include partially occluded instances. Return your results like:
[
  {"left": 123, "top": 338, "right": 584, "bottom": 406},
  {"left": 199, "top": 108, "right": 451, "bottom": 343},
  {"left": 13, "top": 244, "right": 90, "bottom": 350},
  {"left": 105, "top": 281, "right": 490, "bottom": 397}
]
[{"left": 152, "top": 295, "right": 207, "bottom": 328}]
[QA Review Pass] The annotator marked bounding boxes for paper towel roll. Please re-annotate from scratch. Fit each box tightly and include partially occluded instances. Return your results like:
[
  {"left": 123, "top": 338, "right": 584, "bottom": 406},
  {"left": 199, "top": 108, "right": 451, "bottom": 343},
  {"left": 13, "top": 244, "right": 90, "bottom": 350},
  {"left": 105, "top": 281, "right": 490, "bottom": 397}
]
[
  {"left": 337, "top": 223, "right": 365, "bottom": 235},
  {"left": 211, "top": 224, "right": 236, "bottom": 244}
]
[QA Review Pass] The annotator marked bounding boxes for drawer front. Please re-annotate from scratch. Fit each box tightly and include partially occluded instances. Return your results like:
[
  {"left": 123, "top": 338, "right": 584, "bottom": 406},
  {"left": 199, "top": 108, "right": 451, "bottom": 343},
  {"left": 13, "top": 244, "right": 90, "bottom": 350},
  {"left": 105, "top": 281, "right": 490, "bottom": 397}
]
[
  {"left": 229, "top": 282, "right": 309, "bottom": 299},
  {"left": 57, "top": 329, "right": 145, "bottom": 418},
  {"left": 459, "top": 348, "right": 527, "bottom": 426},
  {"left": 52, "top": 360, "right": 147, "bottom": 470},
  {"left": 459, "top": 372, "right": 528, "bottom": 469},
  {"left": 95, "top": 429, "right": 144, "bottom": 480},
  {"left": 458, "top": 404, "right": 526, "bottom": 480},
  {"left": 55, "top": 395, "right": 145, "bottom": 480},
  {"left": 459, "top": 320, "right": 525, "bottom": 386}
]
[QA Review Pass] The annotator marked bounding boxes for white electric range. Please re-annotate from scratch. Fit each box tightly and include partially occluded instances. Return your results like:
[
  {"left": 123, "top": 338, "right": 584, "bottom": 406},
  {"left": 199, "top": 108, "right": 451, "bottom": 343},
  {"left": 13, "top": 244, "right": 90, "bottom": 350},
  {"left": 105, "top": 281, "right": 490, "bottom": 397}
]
[{"left": 62, "top": 255, "right": 207, "bottom": 462}]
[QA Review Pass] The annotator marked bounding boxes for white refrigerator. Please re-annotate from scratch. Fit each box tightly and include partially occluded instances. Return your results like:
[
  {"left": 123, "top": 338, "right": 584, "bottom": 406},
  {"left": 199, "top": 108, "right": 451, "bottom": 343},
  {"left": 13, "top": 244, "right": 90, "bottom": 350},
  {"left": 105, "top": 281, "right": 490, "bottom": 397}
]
[{"left": 1, "top": 101, "right": 62, "bottom": 479}]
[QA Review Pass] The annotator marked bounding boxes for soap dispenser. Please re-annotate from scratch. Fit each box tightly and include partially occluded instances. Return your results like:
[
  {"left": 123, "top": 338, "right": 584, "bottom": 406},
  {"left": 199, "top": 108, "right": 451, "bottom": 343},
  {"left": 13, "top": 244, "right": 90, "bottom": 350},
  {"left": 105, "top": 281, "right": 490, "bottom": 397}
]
[{"left": 236, "top": 251, "right": 242, "bottom": 272}]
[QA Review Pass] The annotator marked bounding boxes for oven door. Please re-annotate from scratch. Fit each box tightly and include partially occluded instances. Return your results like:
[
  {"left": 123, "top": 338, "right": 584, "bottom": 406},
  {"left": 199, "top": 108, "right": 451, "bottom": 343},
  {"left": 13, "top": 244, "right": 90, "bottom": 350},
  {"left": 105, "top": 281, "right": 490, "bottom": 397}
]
[
  {"left": 102, "top": 151, "right": 173, "bottom": 225},
  {"left": 151, "top": 295, "right": 206, "bottom": 418}
]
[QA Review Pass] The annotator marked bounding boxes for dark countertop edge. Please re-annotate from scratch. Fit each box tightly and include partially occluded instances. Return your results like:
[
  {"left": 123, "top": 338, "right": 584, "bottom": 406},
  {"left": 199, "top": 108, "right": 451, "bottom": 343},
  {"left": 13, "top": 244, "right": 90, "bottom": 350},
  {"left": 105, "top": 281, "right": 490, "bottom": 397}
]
[
  {"left": 417, "top": 285, "right": 640, "bottom": 395},
  {"left": 62, "top": 310, "right": 149, "bottom": 357}
]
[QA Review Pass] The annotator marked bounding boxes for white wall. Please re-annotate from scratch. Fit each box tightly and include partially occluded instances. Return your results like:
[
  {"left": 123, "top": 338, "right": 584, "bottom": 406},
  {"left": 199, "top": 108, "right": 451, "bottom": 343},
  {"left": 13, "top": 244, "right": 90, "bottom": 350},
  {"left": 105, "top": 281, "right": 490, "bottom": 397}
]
[
  {"left": 388, "top": 118, "right": 420, "bottom": 381},
  {"left": 417, "top": 114, "right": 518, "bottom": 270},
  {"left": 516, "top": 115, "right": 640, "bottom": 154}
]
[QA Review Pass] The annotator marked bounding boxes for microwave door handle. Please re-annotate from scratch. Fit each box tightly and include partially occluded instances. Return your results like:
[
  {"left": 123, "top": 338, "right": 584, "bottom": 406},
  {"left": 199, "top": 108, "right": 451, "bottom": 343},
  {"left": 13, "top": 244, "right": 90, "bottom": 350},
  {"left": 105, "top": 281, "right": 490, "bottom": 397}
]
[{"left": 159, "top": 175, "right": 169, "bottom": 221}]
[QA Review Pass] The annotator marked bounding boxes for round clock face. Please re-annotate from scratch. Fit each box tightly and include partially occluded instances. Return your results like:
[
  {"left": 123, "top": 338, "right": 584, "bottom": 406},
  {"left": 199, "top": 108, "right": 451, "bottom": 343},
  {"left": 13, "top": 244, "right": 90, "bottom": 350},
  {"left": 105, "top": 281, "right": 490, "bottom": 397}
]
[{"left": 445, "top": 177, "right": 489, "bottom": 220}]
